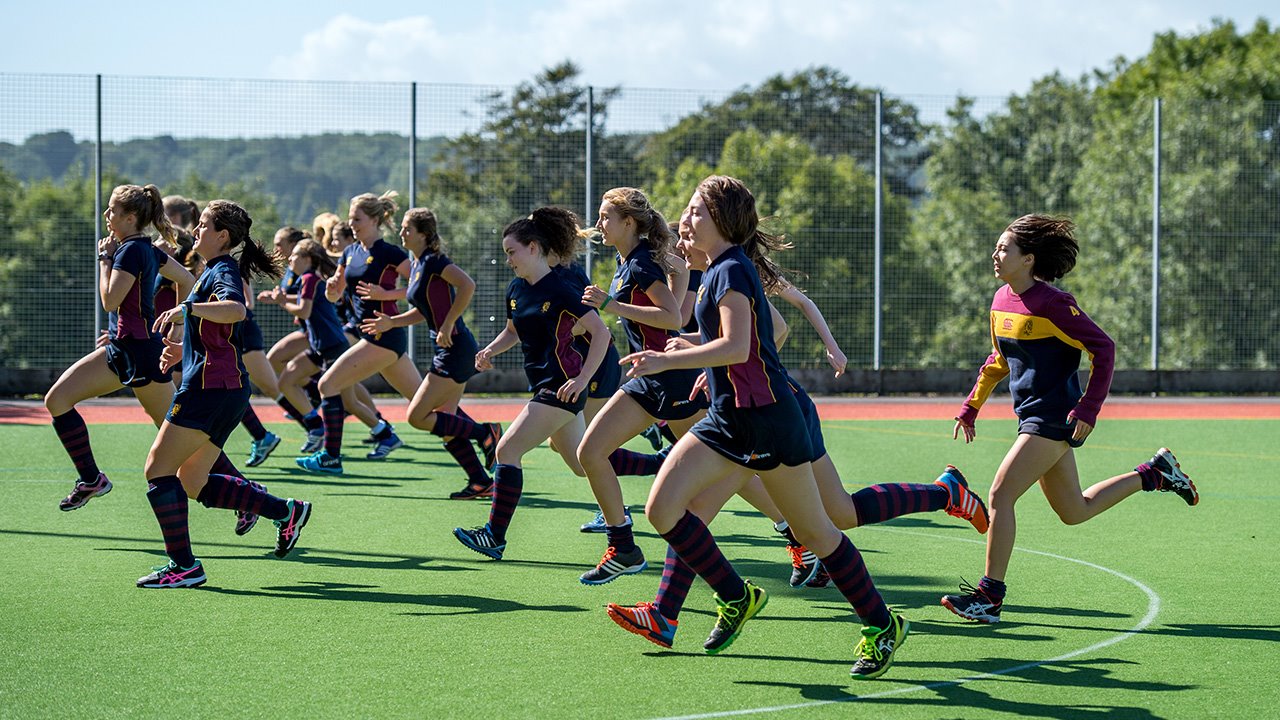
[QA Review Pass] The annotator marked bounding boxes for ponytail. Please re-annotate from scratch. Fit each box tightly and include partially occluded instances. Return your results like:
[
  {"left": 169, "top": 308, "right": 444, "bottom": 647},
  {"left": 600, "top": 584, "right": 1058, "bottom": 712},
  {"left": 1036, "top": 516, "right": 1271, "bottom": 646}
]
[
  {"left": 143, "top": 185, "right": 178, "bottom": 247},
  {"left": 204, "top": 199, "right": 284, "bottom": 283},
  {"left": 351, "top": 191, "right": 400, "bottom": 233},
  {"left": 503, "top": 206, "right": 585, "bottom": 261},
  {"left": 403, "top": 208, "right": 443, "bottom": 254},
  {"left": 695, "top": 175, "right": 793, "bottom": 293},
  {"left": 600, "top": 187, "right": 674, "bottom": 276}
]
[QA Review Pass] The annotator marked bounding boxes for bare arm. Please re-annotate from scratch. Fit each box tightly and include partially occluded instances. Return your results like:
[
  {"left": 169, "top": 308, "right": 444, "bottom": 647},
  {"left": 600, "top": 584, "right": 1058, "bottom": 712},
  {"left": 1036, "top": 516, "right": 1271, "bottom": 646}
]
[{"left": 158, "top": 257, "right": 196, "bottom": 301}]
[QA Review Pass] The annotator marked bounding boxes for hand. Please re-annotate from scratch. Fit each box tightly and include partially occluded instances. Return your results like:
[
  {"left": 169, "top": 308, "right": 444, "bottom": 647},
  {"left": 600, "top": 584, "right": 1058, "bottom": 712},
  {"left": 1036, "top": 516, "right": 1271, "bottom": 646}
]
[
  {"left": 953, "top": 419, "right": 975, "bottom": 444},
  {"left": 620, "top": 350, "right": 666, "bottom": 379},
  {"left": 152, "top": 304, "right": 187, "bottom": 334},
  {"left": 256, "top": 288, "right": 280, "bottom": 304},
  {"left": 94, "top": 330, "right": 110, "bottom": 349},
  {"left": 825, "top": 346, "right": 848, "bottom": 378},
  {"left": 159, "top": 336, "right": 182, "bottom": 374},
  {"left": 1069, "top": 417, "right": 1094, "bottom": 444},
  {"left": 97, "top": 236, "right": 118, "bottom": 258},
  {"left": 356, "top": 281, "right": 385, "bottom": 301},
  {"left": 360, "top": 311, "right": 394, "bottom": 336},
  {"left": 435, "top": 320, "right": 455, "bottom": 348},
  {"left": 581, "top": 285, "right": 609, "bottom": 309},
  {"left": 327, "top": 265, "right": 347, "bottom": 295},
  {"left": 689, "top": 371, "right": 709, "bottom": 401},
  {"left": 165, "top": 320, "right": 183, "bottom": 343},
  {"left": 475, "top": 347, "right": 494, "bottom": 372},
  {"left": 664, "top": 336, "right": 694, "bottom": 353},
  {"left": 557, "top": 375, "right": 588, "bottom": 403}
]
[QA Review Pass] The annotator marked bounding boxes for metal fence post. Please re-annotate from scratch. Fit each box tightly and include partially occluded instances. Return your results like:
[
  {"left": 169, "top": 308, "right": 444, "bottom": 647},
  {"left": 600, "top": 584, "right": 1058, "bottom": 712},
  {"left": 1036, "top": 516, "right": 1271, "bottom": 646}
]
[
  {"left": 873, "top": 92, "right": 883, "bottom": 376},
  {"left": 1151, "top": 97, "right": 1161, "bottom": 381},
  {"left": 93, "top": 74, "right": 102, "bottom": 344},
  {"left": 584, "top": 85, "right": 594, "bottom": 278},
  {"left": 407, "top": 81, "right": 417, "bottom": 363}
]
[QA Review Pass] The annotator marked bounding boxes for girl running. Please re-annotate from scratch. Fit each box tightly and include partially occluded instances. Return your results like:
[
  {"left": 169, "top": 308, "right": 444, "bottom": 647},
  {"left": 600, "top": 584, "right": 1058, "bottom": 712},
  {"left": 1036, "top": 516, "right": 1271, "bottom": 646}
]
[
  {"left": 137, "top": 199, "right": 311, "bottom": 588},
  {"left": 295, "top": 192, "right": 412, "bottom": 474},
  {"left": 359, "top": 207, "right": 501, "bottom": 499},
  {"left": 607, "top": 175, "right": 908, "bottom": 679},
  {"left": 451, "top": 207, "right": 613, "bottom": 561},
  {"left": 48, "top": 184, "right": 195, "bottom": 511},
  {"left": 942, "top": 214, "right": 1198, "bottom": 623}
]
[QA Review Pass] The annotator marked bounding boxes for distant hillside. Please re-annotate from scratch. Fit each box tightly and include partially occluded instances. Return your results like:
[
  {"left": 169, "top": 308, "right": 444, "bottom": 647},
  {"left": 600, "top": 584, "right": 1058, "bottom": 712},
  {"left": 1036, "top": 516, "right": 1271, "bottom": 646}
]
[{"left": 0, "top": 131, "right": 448, "bottom": 223}]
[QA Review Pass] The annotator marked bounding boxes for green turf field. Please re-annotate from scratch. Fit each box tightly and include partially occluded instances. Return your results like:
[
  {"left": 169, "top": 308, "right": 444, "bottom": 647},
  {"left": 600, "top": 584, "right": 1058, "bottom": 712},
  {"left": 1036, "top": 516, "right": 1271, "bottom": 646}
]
[{"left": 1, "top": 417, "right": 1275, "bottom": 719}]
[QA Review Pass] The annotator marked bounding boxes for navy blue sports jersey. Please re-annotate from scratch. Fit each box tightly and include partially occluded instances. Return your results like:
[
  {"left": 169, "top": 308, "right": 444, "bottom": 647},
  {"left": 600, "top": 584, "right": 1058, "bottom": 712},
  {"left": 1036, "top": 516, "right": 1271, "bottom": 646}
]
[
  {"left": 682, "top": 268, "right": 702, "bottom": 333},
  {"left": 153, "top": 271, "right": 178, "bottom": 319},
  {"left": 610, "top": 245, "right": 675, "bottom": 354},
  {"left": 298, "top": 272, "right": 346, "bottom": 353},
  {"left": 553, "top": 261, "right": 621, "bottom": 386},
  {"left": 340, "top": 238, "right": 408, "bottom": 323},
  {"left": 108, "top": 235, "right": 163, "bottom": 340},
  {"left": 695, "top": 245, "right": 788, "bottom": 411},
  {"left": 506, "top": 271, "right": 596, "bottom": 393},
  {"left": 407, "top": 251, "right": 474, "bottom": 344},
  {"left": 179, "top": 255, "right": 247, "bottom": 391},
  {"left": 279, "top": 268, "right": 300, "bottom": 293}
]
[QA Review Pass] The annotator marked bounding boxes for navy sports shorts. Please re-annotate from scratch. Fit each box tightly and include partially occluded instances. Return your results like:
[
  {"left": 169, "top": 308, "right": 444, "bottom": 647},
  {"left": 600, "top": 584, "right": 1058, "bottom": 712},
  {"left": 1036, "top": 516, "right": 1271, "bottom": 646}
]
[
  {"left": 305, "top": 342, "right": 347, "bottom": 370},
  {"left": 166, "top": 385, "right": 251, "bottom": 448},
  {"left": 789, "top": 381, "right": 827, "bottom": 462},
  {"left": 588, "top": 345, "right": 621, "bottom": 399},
  {"left": 620, "top": 369, "right": 709, "bottom": 421},
  {"left": 529, "top": 387, "right": 587, "bottom": 416},
  {"left": 238, "top": 315, "right": 265, "bottom": 353},
  {"left": 358, "top": 325, "right": 408, "bottom": 357},
  {"left": 1019, "top": 416, "right": 1086, "bottom": 448},
  {"left": 690, "top": 394, "right": 813, "bottom": 472},
  {"left": 430, "top": 331, "right": 478, "bottom": 383},
  {"left": 105, "top": 336, "right": 169, "bottom": 388}
]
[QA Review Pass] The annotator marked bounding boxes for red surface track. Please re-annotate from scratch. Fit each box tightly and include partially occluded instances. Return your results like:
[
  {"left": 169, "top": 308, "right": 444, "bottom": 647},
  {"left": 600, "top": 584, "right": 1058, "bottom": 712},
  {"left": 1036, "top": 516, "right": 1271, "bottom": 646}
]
[{"left": 3, "top": 396, "right": 1278, "bottom": 425}]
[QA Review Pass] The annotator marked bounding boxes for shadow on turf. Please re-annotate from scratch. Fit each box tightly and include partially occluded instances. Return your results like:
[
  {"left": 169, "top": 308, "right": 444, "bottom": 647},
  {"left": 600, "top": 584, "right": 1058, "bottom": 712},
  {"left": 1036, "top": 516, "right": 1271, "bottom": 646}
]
[
  {"left": 738, "top": 657, "right": 1186, "bottom": 719},
  {"left": 204, "top": 580, "right": 587, "bottom": 617}
]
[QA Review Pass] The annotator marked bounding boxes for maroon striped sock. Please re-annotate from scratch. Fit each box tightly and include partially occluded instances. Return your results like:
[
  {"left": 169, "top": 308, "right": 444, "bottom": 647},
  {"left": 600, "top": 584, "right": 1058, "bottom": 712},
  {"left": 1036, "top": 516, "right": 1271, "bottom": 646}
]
[
  {"left": 445, "top": 437, "right": 489, "bottom": 483},
  {"left": 52, "top": 410, "right": 99, "bottom": 483},
  {"left": 488, "top": 464, "right": 523, "bottom": 542},
  {"left": 197, "top": 474, "right": 288, "bottom": 519},
  {"left": 146, "top": 476, "right": 195, "bottom": 567},
  {"left": 430, "top": 410, "right": 485, "bottom": 441},
  {"left": 851, "top": 483, "right": 948, "bottom": 526},
  {"left": 321, "top": 396, "right": 345, "bottom": 456},
  {"left": 455, "top": 406, "right": 475, "bottom": 422},
  {"left": 654, "top": 545, "right": 696, "bottom": 621},
  {"left": 660, "top": 511, "right": 745, "bottom": 601},
  {"left": 240, "top": 406, "right": 268, "bottom": 441},
  {"left": 210, "top": 452, "right": 241, "bottom": 479},
  {"left": 608, "top": 448, "right": 663, "bottom": 477},
  {"left": 1135, "top": 463, "right": 1161, "bottom": 492},
  {"left": 822, "top": 534, "right": 891, "bottom": 628}
]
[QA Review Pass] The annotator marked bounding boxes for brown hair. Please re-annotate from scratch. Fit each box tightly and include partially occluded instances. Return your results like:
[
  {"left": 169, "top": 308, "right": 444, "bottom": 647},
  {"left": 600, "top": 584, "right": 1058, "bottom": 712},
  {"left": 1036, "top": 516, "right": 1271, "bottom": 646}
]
[
  {"left": 293, "top": 238, "right": 338, "bottom": 279},
  {"left": 350, "top": 191, "right": 399, "bottom": 233},
  {"left": 113, "top": 184, "right": 177, "bottom": 247},
  {"left": 502, "top": 207, "right": 585, "bottom": 261},
  {"left": 1005, "top": 214, "right": 1078, "bottom": 281},
  {"left": 403, "top": 208, "right": 442, "bottom": 254},
  {"left": 162, "top": 194, "right": 199, "bottom": 231},
  {"left": 696, "top": 175, "right": 791, "bottom": 292},
  {"left": 602, "top": 187, "right": 674, "bottom": 275},
  {"left": 312, "top": 212, "right": 340, "bottom": 244},
  {"left": 203, "top": 200, "right": 283, "bottom": 282}
]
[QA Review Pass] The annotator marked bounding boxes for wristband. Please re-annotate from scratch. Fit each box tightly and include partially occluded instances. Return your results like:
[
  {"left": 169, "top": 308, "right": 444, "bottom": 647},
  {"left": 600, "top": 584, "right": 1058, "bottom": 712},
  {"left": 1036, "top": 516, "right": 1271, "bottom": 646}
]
[
  {"left": 181, "top": 300, "right": 194, "bottom": 320},
  {"left": 98, "top": 252, "right": 112, "bottom": 263},
  {"left": 599, "top": 294, "right": 613, "bottom": 310}
]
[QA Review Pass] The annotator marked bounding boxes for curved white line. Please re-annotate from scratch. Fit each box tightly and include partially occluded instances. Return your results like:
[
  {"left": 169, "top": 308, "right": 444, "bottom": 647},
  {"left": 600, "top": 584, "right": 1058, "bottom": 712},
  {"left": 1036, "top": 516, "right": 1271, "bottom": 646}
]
[{"left": 649, "top": 527, "right": 1161, "bottom": 720}]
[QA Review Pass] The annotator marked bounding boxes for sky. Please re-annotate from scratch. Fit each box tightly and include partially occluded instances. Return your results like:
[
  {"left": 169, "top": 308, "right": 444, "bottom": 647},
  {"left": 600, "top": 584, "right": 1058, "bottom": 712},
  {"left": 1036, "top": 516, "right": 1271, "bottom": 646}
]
[{"left": 0, "top": 0, "right": 1273, "bottom": 141}]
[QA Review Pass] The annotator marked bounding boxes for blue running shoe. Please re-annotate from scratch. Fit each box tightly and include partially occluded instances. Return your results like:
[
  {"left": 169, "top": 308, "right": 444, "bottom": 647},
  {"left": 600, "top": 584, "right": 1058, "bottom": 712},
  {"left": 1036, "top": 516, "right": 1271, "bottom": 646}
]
[
  {"left": 300, "top": 429, "right": 324, "bottom": 454},
  {"left": 296, "top": 451, "right": 343, "bottom": 475},
  {"left": 246, "top": 431, "right": 281, "bottom": 467},
  {"left": 580, "top": 506, "right": 631, "bottom": 533},
  {"left": 453, "top": 523, "right": 505, "bottom": 560},
  {"left": 366, "top": 432, "right": 404, "bottom": 460}
]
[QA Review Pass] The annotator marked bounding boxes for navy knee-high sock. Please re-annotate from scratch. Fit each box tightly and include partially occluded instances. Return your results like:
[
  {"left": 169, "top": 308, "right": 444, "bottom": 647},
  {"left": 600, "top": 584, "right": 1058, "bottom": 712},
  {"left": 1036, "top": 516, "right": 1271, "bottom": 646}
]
[
  {"left": 197, "top": 474, "right": 289, "bottom": 520},
  {"left": 660, "top": 511, "right": 745, "bottom": 602},
  {"left": 429, "top": 410, "right": 488, "bottom": 441},
  {"left": 210, "top": 452, "right": 241, "bottom": 479},
  {"left": 240, "top": 406, "right": 268, "bottom": 441},
  {"left": 52, "top": 409, "right": 99, "bottom": 482},
  {"left": 488, "top": 464, "right": 523, "bottom": 542},
  {"left": 445, "top": 437, "right": 489, "bottom": 483},
  {"left": 822, "top": 534, "right": 891, "bottom": 629},
  {"left": 147, "top": 476, "right": 195, "bottom": 567},
  {"left": 850, "top": 483, "right": 948, "bottom": 526},
  {"left": 276, "top": 395, "right": 310, "bottom": 430},
  {"left": 321, "top": 396, "right": 345, "bottom": 456},
  {"left": 609, "top": 448, "right": 664, "bottom": 477}
]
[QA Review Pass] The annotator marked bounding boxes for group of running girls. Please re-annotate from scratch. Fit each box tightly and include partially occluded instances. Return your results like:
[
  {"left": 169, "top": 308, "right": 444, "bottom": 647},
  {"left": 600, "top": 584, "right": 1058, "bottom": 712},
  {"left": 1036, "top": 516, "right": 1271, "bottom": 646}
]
[{"left": 46, "top": 177, "right": 1198, "bottom": 681}]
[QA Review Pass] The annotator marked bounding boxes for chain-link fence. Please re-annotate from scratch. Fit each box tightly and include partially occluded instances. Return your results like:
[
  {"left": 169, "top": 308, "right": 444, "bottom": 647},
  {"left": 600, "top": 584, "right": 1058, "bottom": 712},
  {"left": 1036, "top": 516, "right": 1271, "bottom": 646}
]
[{"left": 2, "top": 72, "right": 1277, "bottom": 381}]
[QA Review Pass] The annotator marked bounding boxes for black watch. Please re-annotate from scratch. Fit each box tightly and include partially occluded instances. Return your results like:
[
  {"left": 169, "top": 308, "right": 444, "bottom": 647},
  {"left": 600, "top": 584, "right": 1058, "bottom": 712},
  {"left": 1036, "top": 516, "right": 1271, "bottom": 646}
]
[{"left": 98, "top": 252, "right": 112, "bottom": 263}]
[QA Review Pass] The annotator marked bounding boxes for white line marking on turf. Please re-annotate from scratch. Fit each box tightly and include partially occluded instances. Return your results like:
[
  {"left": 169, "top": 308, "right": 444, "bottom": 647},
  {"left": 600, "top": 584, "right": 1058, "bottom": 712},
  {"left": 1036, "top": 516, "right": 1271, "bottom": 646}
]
[{"left": 649, "top": 527, "right": 1161, "bottom": 720}]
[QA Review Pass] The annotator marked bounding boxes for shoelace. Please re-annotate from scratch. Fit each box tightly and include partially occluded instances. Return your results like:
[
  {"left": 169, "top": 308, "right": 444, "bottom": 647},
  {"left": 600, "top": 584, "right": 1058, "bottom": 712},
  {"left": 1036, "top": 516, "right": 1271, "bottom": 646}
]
[
  {"left": 855, "top": 632, "right": 883, "bottom": 663},
  {"left": 599, "top": 547, "right": 619, "bottom": 564},
  {"left": 787, "top": 545, "right": 809, "bottom": 569},
  {"left": 955, "top": 577, "right": 983, "bottom": 597},
  {"left": 714, "top": 592, "right": 744, "bottom": 624}
]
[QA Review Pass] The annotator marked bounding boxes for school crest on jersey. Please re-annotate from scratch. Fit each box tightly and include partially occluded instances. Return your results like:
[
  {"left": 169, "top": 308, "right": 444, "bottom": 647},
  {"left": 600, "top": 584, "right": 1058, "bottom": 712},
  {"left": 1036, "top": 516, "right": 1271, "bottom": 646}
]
[
  {"left": 509, "top": 299, "right": 517, "bottom": 311},
  {"left": 696, "top": 285, "right": 706, "bottom": 304},
  {"left": 541, "top": 301, "right": 551, "bottom": 313}
]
